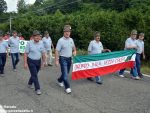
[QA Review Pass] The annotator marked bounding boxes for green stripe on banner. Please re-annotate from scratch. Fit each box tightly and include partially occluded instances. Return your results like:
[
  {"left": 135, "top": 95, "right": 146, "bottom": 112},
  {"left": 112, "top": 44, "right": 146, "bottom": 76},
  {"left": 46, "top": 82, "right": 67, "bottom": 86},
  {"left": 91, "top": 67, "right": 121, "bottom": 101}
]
[{"left": 73, "top": 49, "right": 136, "bottom": 63}]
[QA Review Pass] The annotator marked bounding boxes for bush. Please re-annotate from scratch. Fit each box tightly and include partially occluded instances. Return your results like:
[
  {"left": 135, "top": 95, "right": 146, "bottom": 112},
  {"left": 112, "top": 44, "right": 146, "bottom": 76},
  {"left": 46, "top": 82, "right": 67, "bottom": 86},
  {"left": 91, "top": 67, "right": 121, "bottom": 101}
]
[{"left": 0, "top": 4, "right": 150, "bottom": 60}]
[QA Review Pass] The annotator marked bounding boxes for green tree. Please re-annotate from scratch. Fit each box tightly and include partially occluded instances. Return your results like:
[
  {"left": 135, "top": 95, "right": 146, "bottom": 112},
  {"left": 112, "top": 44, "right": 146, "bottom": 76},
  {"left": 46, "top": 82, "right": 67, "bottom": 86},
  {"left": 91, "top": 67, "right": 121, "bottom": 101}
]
[
  {"left": 53, "top": 0, "right": 82, "bottom": 13},
  {"left": 34, "top": 0, "right": 43, "bottom": 5},
  {"left": 100, "top": 0, "right": 130, "bottom": 12},
  {"left": 0, "top": 0, "right": 7, "bottom": 13},
  {"left": 17, "top": 0, "right": 27, "bottom": 13}
]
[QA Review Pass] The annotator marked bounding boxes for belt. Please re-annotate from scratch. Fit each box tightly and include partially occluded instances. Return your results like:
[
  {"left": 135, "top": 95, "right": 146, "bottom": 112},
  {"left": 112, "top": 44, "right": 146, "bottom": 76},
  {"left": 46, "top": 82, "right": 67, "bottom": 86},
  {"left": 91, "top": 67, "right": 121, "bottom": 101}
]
[
  {"left": 27, "top": 57, "right": 41, "bottom": 61},
  {"left": 59, "top": 56, "right": 71, "bottom": 59}
]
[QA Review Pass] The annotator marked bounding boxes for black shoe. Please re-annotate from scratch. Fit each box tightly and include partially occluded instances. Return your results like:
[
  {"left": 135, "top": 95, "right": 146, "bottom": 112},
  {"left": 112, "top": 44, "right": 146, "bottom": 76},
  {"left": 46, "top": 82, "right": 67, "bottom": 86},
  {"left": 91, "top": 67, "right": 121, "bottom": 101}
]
[
  {"left": 48, "top": 64, "right": 53, "bottom": 66},
  {"left": 87, "top": 77, "right": 94, "bottom": 81},
  {"left": 139, "top": 73, "right": 144, "bottom": 78},
  {"left": 96, "top": 81, "right": 103, "bottom": 85}
]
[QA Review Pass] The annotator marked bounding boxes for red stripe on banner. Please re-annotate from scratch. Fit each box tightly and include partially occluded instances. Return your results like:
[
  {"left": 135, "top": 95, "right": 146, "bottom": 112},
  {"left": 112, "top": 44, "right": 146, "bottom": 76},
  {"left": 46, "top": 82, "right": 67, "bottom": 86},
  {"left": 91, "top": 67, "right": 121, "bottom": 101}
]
[{"left": 72, "top": 61, "right": 134, "bottom": 80}]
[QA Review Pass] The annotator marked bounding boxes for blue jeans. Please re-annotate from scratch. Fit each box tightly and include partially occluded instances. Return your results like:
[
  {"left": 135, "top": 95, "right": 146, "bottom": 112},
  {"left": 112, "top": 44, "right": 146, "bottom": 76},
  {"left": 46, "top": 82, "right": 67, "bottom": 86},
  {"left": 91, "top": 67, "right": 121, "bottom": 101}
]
[
  {"left": 0, "top": 53, "right": 7, "bottom": 74},
  {"left": 11, "top": 53, "right": 19, "bottom": 69},
  {"left": 27, "top": 57, "right": 41, "bottom": 91},
  {"left": 119, "top": 62, "right": 138, "bottom": 77},
  {"left": 58, "top": 56, "right": 72, "bottom": 89},
  {"left": 136, "top": 53, "right": 141, "bottom": 75}
]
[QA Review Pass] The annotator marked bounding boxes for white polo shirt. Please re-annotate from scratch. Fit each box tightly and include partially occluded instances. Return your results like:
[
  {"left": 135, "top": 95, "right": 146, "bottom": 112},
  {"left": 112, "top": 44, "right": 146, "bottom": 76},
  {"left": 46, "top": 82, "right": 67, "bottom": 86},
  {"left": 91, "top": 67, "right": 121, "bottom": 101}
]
[
  {"left": 88, "top": 40, "right": 104, "bottom": 54},
  {"left": 125, "top": 37, "right": 137, "bottom": 50},
  {"left": 56, "top": 37, "right": 75, "bottom": 57},
  {"left": 136, "top": 39, "right": 144, "bottom": 54}
]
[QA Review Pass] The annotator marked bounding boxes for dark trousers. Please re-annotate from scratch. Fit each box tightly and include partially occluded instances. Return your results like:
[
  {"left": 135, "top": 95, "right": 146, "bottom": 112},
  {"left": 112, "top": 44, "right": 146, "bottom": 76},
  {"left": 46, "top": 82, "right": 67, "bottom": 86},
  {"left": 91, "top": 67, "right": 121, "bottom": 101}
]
[
  {"left": 136, "top": 53, "right": 141, "bottom": 75},
  {"left": 27, "top": 57, "right": 41, "bottom": 91},
  {"left": 0, "top": 53, "right": 7, "bottom": 74},
  {"left": 11, "top": 53, "right": 19, "bottom": 69},
  {"left": 58, "top": 56, "right": 72, "bottom": 89}
]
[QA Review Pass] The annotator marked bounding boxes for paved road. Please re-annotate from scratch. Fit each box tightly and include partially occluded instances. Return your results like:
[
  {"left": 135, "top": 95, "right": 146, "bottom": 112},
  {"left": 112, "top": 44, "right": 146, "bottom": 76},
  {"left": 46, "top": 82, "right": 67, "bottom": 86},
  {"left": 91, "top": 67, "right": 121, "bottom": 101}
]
[{"left": 0, "top": 56, "right": 150, "bottom": 113}]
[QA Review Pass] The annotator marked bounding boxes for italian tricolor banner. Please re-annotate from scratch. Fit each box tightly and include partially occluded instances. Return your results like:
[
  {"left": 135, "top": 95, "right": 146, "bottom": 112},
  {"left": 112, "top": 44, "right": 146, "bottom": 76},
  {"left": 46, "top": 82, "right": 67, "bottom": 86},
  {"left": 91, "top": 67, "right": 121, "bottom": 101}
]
[{"left": 72, "top": 49, "right": 136, "bottom": 80}]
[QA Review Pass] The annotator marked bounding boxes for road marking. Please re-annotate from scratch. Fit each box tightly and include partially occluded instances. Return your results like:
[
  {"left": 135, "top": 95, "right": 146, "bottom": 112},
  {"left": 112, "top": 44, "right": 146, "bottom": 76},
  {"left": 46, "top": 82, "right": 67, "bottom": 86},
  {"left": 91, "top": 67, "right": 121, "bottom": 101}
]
[{"left": 125, "top": 71, "right": 150, "bottom": 77}]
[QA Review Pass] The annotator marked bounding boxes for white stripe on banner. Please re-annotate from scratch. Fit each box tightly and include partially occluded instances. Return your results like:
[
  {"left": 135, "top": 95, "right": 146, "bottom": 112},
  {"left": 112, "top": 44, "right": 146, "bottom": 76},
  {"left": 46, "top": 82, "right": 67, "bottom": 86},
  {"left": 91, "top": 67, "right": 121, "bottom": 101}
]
[{"left": 73, "top": 54, "right": 136, "bottom": 72}]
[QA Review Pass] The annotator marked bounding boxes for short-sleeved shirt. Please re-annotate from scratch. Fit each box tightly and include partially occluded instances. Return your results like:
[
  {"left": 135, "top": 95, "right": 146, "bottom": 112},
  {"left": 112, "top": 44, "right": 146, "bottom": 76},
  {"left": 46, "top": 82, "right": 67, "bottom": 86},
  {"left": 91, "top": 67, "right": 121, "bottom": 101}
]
[
  {"left": 25, "top": 40, "right": 45, "bottom": 60},
  {"left": 0, "top": 40, "right": 8, "bottom": 53},
  {"left": 88, "top": 40, "right": 104, "bottom": 54},
  {"left": 56, "top": 37, "right": 75, "bottom": 57},
  {"left": 8, "top": 36, "right": 20, "bottom": 53},
  {"left": 42, "top": 37, "right": 52, "bottom": 51},
  {"left": 136, "top": 39, "right": 144, "bottom": 54},
  {"left": 125, "top": 37, "right": 137, "bottom": 50}
]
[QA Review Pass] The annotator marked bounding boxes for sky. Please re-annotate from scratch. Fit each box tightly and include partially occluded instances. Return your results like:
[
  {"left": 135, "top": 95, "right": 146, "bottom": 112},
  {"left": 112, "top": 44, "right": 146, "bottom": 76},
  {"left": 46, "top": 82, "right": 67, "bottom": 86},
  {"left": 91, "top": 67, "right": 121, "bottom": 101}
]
[{"left": 4, "top": 0, "right": 36, "bottom": 12}]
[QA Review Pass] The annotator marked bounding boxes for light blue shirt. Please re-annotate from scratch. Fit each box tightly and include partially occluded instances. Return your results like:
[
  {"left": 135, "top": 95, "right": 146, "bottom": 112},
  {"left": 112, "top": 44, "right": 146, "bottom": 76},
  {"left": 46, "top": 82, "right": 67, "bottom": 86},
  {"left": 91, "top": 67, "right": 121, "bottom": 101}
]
[
  {"left": 0, "top": 40, "right": 8, "bottom": 53},
  {"left": 56, "top": 37, "right": 75, "bottom": 57},
  {"left": 88, "top": 40, "right": 104, "bottom": 54},
  {"left": 42, "top": 37, "right": 52, "bottom": 51},
  {"left": 25, "top": 40, "right": 45, "bottom": 60},
  {"left": 125, "top": 37, "right": 137, "bottom": 50},
  {"left": 8, "top": 36, "right": 20, "bottom": 53},
  {"left": 136, "top": 39, "right": 144, "bottom": 54}
]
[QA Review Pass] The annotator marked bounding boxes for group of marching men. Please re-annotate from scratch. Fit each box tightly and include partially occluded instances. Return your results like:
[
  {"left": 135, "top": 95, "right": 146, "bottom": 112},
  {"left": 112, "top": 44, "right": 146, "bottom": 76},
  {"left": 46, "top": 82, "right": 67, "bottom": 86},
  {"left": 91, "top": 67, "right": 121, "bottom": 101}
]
[{"left": 0, "top": 25, "right": 145, "bottom": 95}]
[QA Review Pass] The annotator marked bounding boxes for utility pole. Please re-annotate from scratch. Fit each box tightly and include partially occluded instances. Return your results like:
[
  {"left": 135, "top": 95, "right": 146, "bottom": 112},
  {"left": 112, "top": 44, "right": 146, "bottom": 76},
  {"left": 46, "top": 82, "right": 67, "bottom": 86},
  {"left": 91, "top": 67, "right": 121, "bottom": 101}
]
[{"left": 9, "top": 15, "right": 12, "bottom": 34}]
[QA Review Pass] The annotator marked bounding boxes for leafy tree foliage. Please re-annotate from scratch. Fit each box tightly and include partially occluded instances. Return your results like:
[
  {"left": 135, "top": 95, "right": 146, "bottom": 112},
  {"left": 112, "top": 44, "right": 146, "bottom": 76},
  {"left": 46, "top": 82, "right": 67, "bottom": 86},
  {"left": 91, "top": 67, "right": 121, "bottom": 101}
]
[
  {"left": 17, "top": 0, "right": 27, "bottom": 14},
  {"left": 0, "top": 0, "right": 150, "bottom": 59},
  {"left": 0, "top": 0, "right": 7, "bottom": 13}
]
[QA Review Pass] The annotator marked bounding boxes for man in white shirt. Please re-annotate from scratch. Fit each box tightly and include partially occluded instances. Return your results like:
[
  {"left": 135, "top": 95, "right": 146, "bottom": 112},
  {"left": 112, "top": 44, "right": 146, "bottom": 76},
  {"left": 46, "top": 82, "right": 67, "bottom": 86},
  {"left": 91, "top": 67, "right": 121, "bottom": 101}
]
[
  {"left": 136, "top": 33, "right": 145, "bottom": 78},
  {"left": 42, "top": 31, "right": 54, "bottom": 66},
  {"left": 87, "top": 31, "right": 111, "bottom": 84}
]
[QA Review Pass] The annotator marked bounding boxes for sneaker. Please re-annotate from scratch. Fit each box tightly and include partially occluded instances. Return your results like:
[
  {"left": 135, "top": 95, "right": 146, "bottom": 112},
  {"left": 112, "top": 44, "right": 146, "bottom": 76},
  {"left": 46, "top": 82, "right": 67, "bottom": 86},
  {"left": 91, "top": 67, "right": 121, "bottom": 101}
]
[
  {"left": 87, "top": 77, "right": 94, "bottom": 81},
  {"left": 65, "top": 88, "right": 71, "bottom": 94},
  {"left": 131, "top": 76, "right": 140, "bottom": 80},
  {"left": 36, "top": 90, "right": 42, "bottom": 95},
  {"left": 118, "top": 74, "right": 125, "bottom": 78},
  {"left": 57, "top": 81, "right": 64, "bottom": 87},
  {"left": 28, "top": 85, "right": 34, "bottom": 89},
  {"left": 135, "top": 76, "right": 140, "bottom": 80}
]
